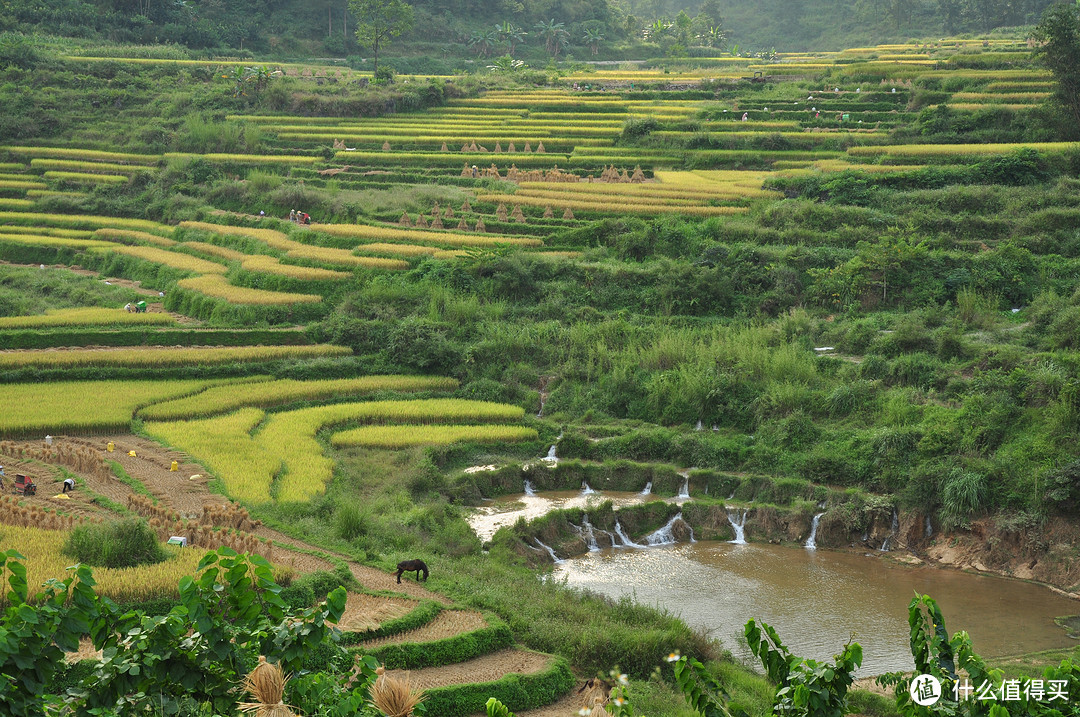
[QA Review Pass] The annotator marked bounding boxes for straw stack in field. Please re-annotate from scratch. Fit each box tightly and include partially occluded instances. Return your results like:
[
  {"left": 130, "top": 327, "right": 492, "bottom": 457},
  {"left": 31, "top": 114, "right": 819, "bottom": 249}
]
[
  {"left": 371, "top": 666, "right": 425, "bottom": 717},
  {"left": 239, "top": 657, "right": 295, "bottom": 717}
]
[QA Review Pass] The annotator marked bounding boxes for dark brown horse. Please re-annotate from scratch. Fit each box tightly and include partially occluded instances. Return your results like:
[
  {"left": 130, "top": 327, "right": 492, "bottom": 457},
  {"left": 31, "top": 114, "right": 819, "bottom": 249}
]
[{"left": 395, "top": 559, "right": 429, "bottom": 583}]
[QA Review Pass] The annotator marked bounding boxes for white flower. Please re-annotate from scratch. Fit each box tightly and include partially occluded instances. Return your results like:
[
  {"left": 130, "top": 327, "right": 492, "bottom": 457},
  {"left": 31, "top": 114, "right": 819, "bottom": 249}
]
[
  {"left": 618, "top": 673, "right": 629, "bottom": 685},
  {"left": 666, "top": 651, "right": 681, "bottom": 662}
]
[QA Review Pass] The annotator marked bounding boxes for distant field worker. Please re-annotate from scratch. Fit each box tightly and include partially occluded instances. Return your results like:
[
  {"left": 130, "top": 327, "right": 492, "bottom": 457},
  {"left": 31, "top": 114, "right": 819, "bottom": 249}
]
[
  {"left": 62, "top": 477, "right": 75, "bottom": 493},
  {"left": 289, "top": 209, "right": 297, "bottom": 222}
]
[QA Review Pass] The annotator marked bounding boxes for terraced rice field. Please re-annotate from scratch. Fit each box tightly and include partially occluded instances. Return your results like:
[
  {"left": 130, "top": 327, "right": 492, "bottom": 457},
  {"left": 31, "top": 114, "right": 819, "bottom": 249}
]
[
  {"left": 0, "top": 307, "right": 175, "bottom": 328},
  {"left": 147, "top": 398, "right": 529, "bottom": 502},
  {"left": 0, "top": 344, "right": 350, "bottom": 369},
  {"left": 138, "top": 375, "right": 459, "bottom": 420},
  {"left": 339, "top": 593, "right": 417, "bottom": 633},
  {"left": 389, "top": 648, "right": 553, "bottom": 690},
  {"left": 359, "top": 610, "right": 487, "bottom": 649}
]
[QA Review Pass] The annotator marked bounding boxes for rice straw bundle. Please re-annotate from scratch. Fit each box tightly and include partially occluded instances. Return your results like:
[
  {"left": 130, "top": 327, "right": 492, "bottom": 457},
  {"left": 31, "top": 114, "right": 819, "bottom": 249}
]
[
  {"left": 239, "top": 656, "right": 296, "bottom": 717},
  {"left": 370, "top": 666, "right": 425, "bottom": 717}
]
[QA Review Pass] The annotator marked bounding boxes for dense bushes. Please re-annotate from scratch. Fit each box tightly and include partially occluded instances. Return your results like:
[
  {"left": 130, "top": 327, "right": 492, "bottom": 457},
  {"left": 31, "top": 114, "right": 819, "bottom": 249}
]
[{"left": 63, "top": 518, "right": 166, "bottom": 569}]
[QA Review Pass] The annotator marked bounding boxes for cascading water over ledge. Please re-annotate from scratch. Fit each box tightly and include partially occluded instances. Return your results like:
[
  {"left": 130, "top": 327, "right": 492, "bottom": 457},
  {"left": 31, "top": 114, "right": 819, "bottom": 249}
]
[
  {"left": 805, "top": 512, "right": 825, "bottom": 549},
  {"left": 726, "top": 507, "right": 748, "bottom": 544}
]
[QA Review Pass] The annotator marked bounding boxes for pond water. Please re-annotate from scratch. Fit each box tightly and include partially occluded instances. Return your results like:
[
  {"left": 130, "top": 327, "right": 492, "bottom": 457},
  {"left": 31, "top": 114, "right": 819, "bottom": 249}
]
[
  {"left": 467, "top": 489, "right": 656, "bottom": 543},
  {"left": 552, "top": 541, "right": 1078, "bottom": 675}
]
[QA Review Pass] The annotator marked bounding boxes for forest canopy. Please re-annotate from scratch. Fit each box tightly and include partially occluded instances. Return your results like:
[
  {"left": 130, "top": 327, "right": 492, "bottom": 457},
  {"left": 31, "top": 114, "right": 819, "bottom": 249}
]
[{"left": 0, "top": 0, "right": 1068, "bottom": 56}]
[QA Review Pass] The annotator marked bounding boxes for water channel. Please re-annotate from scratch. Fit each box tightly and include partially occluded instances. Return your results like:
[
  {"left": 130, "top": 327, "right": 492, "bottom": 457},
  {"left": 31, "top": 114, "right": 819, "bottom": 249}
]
[{"left": 468, "top": 489, "right": 1078, "bottom": 675}]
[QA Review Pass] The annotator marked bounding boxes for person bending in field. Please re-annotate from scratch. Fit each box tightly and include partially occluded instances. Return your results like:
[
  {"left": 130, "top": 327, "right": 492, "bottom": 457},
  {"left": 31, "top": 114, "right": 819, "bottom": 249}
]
[{"left": 62, "top": 477, "right": 75, "bottom": 493}]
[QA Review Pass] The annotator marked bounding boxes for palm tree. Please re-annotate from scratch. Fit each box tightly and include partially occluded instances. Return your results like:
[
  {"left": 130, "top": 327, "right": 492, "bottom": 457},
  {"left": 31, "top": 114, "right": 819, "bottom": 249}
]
[
  {"left": 498, "top": 21, "right": 527, "bottom": 56},
  {"left": 534, "top": 18, "right": 569, "bottom": 57},
  {"left": 469, "top": 28, "right": 499, "bottom": 58},
  {"left": 582, "top": 27, "right": 604, "bottom": 55}
]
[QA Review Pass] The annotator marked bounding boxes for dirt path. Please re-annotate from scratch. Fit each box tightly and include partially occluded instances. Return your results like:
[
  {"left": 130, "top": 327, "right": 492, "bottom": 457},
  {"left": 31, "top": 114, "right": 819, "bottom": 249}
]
[
  {"left": 63, "top": 434, "right": 226, "bottom": 517},
  {"left": 360, "top": 610, "right": 486, "bottom": 649},
  {"left": 389, "top": 648, "right": 552, "bottom": 691}
]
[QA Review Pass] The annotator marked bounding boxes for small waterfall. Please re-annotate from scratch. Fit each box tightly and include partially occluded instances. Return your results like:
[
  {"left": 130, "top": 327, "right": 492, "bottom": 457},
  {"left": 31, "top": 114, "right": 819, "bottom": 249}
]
[
  {"left": 805, "top": 512, "right": 825, "bottom": 550},
  {"left": 581, "top": 481, "right": 596, "bottom": 495},
  {"left": 533, "top": 537, "right": 564, "bottom": 563},
  {"left": 640, "top": 481, "right": 652, "bottom": 496},
  {"left": 644, "top": 512, "right": 685, "bottom": 546},
  {"left": 695, "top": 420, "right": 704, "bottom": 431},
  {"left": 728, "top": 488, "right": 736, "bottom": 500},
  {"left": 581, "top": 516, "right": 600, "bottom": 551},
  {"left": 925, "top": 516, "right": 933, "bottom": 538},
  {"left": 614, "top": 520, "right": 645, "bottom": 548},
  {"left": 704, "top": 485, "right": 708, "bottom": 496},
  {"left": 726, "top": 508, "right": 748, "bottom": 544},
  {"left": 676, "top": 472, "right": 690, "bottom": 499},
  {"left": 880, "top": 508, "right": 899, "bottom": 552},
  {"left": 536, "top": 393, "right": 546, "bottom": 418},
  {"left": 523, "top": 480, "right": 536, "bottom": 497},
  {"left": 542, "top": 444, "right": 558, "bottom": 463},
  {"left": 600, "top": 529, "right": 618, "bottom": 547}
]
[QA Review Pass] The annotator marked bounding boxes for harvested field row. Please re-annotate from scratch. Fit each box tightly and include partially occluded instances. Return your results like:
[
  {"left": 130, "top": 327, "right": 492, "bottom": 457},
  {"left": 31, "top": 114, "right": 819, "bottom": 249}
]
[
  {"left": 389, "top": 649, "right": 552, "bottom": 691},
  {"left": 359, "top": 610, "right": 487, "bottom": 649}
]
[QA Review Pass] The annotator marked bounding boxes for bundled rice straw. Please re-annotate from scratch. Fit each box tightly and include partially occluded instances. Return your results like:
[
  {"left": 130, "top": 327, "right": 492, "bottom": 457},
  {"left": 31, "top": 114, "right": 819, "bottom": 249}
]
[
  {"left": 239, "top": 656, "right": 296, "bottom": 717},
  {"left": 370, "top": 666, "right": 425, "bottom": 717}
]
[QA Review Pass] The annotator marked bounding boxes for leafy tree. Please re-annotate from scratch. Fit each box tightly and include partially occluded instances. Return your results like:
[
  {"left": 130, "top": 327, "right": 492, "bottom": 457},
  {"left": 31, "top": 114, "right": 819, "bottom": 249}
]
[
  {"left": 698, "top": 0, "right": 724, "bottom": 28},
  {"left": 878, "top": 595, "right": 1009, "bottom": 716},
  {"left": 534, "top": 18, "right": 569, "bottom": 57},
  {"left": 497, "top": 21, "right": 527, "bottom": 55},
  {"left": 583, "top": 26, "right": 605, "bottom": 54},
  {"left": 1033, "top": 2, "right": 1080, "bottom": 137},
  {"left": 349, "top": 0, "right": 414, "bottom": 78},
  {"left": 0, "top": 550, "right": 104, "bottom": 717},
  {"left": 674, "top": 9, "right": 693, "bottom": 43},
  {"left": 693, "top": 15, "right": 727, "bottom": 48},
  {"left": 938, "top": 0, "right": 964, "bottom": 32},
  {"left": 745, "top": 618, "right": 862, "bottom": 717},
  {"left": 79, "top": 548, "right": 349, "bottom": 716},
  {"left": 645, "top": 17, "right": 672, "bottom": 40},
  {"left": 469, "top": 28, "right": 499, "bottom": 57}
]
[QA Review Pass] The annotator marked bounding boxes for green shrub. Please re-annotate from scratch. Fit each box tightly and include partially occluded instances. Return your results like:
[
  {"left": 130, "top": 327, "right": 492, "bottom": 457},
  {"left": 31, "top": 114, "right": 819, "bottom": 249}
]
[{"left": 63, "top": 518, "right": 166, "bottom": 569}]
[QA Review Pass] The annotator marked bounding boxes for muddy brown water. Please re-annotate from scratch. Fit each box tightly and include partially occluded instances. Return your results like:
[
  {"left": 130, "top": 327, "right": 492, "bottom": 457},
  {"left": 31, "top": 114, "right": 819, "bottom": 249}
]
[
  {"left": 467, "top": 490, "right": 656, "bottom": 542},
  {"left": 552, "top": 541, "right": 1078, "bottom": 675}
]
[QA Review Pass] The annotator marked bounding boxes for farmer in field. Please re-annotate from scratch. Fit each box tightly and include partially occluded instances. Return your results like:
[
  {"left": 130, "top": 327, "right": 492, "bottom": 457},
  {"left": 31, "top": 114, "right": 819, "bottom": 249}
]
[{"left": 62, "top": 477, "right": 75, "bottom": 493}]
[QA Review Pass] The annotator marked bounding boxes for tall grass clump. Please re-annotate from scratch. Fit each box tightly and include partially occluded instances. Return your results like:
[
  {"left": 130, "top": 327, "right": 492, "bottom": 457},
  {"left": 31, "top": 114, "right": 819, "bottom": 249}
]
[{"left": 63, "top": 517, "right": 167, "bottom": 569}]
